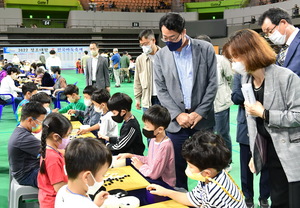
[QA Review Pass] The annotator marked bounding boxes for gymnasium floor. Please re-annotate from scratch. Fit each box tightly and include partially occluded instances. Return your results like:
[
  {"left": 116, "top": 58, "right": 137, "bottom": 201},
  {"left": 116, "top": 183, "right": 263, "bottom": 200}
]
[{"left": 0, "top": 69, "right": 262, "bottom": 207}]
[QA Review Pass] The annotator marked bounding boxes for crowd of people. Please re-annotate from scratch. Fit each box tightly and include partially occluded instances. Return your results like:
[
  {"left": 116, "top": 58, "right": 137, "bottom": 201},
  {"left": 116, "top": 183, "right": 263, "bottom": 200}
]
[{"left": 2, "top": 6, "right": 300, "bottom": 208}]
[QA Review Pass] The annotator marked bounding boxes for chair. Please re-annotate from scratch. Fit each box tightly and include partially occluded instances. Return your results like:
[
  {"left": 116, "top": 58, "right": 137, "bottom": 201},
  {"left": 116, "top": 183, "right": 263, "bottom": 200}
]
[
  {"left": 9, "top": 177, "right": 38, "bottom": 208},
  {"left": 0, "top": 94, "right": 17, "bottom": 120},
  {"left": 54, "top": 91, "right": 69, "bottom": 109}
]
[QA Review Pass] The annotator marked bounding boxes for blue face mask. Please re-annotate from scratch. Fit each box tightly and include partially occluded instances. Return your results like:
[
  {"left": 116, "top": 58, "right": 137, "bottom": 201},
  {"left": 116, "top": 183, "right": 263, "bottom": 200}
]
[
  {"left": 52, "top": 74, "right": 57, "bottom": 79},
  {"left": 166, "top": 38, "right": 183, "bottom": 51}
]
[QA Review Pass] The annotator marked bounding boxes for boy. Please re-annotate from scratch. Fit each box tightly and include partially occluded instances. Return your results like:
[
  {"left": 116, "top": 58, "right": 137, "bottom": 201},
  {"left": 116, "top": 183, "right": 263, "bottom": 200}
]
[
  {"left": 16, "top": 82, "right": 38, "bottom": 122},
  {"left": 30, "top": 92, "right": 52, "bottom": 115},
  {"left": 117, "top": 105, "right": 175, "bottom": 187},
  {"left": 55, "top": 137, "right": 112, "bottom": 208},
  {"left": 99, "top": 92, "right": 145, "bottom": 155},
  {"left": 53, "top": 84, "right": 86, "bottom": 118},
  {"left": 147, "top": 131, "right": 246, "bottom": 207},
  {"left": 77, "top": 89, "right": 118, "bottom": 139},
  {"left": 67, "top": 85, "right": 101, "bottom": 128},
  {"left": 8, "top": 101, "right": 47, "bottom": 187}
]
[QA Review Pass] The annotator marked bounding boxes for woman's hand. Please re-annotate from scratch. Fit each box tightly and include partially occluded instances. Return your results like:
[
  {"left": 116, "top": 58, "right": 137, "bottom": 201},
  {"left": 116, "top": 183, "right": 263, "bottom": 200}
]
[{"left": 244, "top": 101, "right": 265, "bottom": 118}]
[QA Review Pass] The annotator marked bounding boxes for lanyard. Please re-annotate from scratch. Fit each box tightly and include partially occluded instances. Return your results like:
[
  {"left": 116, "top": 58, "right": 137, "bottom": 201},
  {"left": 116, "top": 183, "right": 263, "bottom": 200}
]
[
  {"left": 46, "top": 145, "right": 63, "bottom": 158},
  {"left": 66, "top": 186, "right": 91, "bottom": 200}
]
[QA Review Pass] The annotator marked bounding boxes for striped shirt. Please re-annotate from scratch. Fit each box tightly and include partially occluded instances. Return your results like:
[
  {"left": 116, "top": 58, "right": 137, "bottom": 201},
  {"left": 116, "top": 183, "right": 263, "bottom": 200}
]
[{"left": 187, "top": 170, "right": 246, "bottom": 208}]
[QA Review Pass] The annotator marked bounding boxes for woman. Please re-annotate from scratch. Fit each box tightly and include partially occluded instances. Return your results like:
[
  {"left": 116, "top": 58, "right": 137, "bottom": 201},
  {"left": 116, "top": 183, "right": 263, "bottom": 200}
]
[{"left": 224, "top": 29, "right": 300, "bottom": 207}]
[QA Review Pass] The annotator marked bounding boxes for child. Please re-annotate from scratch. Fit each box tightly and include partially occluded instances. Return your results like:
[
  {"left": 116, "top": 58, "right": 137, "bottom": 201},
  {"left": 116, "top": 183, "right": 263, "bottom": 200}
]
[
  {"left": 55, "top": 137, "right": 112, "bottom": 208},
  {"left": 147, "top": 131, "right": 247, "bottom": 208},
  {"left": 67, "top": 85, "right": 101, "bottom": 129},
  {"left": 53, "top": 84, "right": 86, "bottom": 117},
  {"left": 77, "top": 89, "right": 118, "bottom": 139},
  {"left": 117, "top": 105, "right": 175, "bottom": 187},
  {"left": 30, "top": 92, "right": 52, "bottom": 115},
  {"left": 16, "top": 82, "right": 38, "bottom": 122},
  {"left": 38, "top": 113, "right": 72, "bottom": 208},
  {"left": 98, "top": 92, "right": 145, "bottom": 155}
]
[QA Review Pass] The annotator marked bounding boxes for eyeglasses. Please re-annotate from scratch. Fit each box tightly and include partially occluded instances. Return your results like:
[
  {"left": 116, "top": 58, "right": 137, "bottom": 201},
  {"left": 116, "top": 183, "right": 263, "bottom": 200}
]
[
  {"left": 139, "top": 40, "right": 151, "bottom": 48},
  {"left": 161, "top": 33, "right": 181, "bottom": 43},
  {"left": 33, "top": 117, "right": 43, "bottom": 125},
  {"left": 264, "top": 24, "right": 277, "bottom": 38}
]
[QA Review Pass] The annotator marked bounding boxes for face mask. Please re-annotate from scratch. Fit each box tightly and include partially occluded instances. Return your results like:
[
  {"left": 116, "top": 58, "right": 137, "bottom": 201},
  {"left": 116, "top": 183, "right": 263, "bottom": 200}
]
[
  {"left": 142, "top": 128, "right": 156, "bottom": 138},
  {"left": 84, "top": 99, "right": 92, "bottom": 107},
  {"left": 185, "top": 167, "right": 207, "bottom": 182},
  {"left": 11, "top": 74, "right": 18, "bottom": 80},
  {"left": 57, "top": 136, "right": 70, "bottom": 149},
  {"left": 52, "top": 74, "right": 57, "bottom": 79},
  {"left": 32, "top": 120, "right": 42, "bottom": 134},
  {"left": 86, "top": 173, "right": 104, "bottom": 195},
  {"left": 142, "top": 45, "right": 153, "bottom": 55},
  {"left": 44, "top": 107, "right": 51, "bottom": 115},
  {"left": 67, "top": 97, "right": 76, "bottom": 103},
  {"left": 269, "top": 28, "right": 287, "bottom": 45},
  {"left": 91, "top": 50, "right": 98, "bottom": 57},
  {"left": 111, "top": 111, "right": 125, "bottom": 123},
  {"left": 94, "top": 106, "right": 103, "bottom": 114},
  {"left": 232, "top": 62, "right": 247, "bottom": 76},
  {"left": 166, "top": 38, "right": 183, "bottom": 51}
]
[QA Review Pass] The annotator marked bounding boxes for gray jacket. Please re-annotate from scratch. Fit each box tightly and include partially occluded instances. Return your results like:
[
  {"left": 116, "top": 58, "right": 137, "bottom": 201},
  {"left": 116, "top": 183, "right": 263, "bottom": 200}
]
[
  {"left": 244, "top": 64, "right": 300, "bottom": 182},
  {"left": 154, "top": 38, "right": 217, "bottom": 133},
  {"left": 86, "top": 56, "right": 110, "bottom": 89}
]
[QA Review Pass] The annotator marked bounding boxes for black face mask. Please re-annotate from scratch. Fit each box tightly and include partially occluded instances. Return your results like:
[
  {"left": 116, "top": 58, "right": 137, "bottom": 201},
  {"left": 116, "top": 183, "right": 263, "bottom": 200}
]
[
  {"left": 142, "top": 128, "right": 156, "bottom": 138},
  {"left": 111, "top": 111, "right": 125, "bottom": 123}
]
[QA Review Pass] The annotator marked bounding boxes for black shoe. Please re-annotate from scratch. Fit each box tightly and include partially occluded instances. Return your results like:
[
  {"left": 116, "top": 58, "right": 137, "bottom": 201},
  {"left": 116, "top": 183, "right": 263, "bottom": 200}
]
[
  {"left": 258, "top": 197, "right": 269, "bottom": 208},
  {"left": 115, "top": 85, "right": 120, "bottom": 88},
  {"left": 245, "top": 198, "right": 254, "bottom": 208}
]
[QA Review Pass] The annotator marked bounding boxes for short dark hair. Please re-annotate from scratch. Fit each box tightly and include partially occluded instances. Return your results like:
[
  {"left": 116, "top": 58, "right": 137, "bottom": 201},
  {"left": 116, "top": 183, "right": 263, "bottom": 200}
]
[
  {"left": 20, "top": 101, "right": 47, "bottom": 121},
  {"left": 22, "top": 82, "right": 38, "bottom": 95},
  {"left": 30, "top": 92, "right": 52, "bottom": 104},
  {"left": 83, "top": 85, "right": 97, "bottom": 96},
  {"left": 64, "top": 84, "right": 79, "bottom": 96},
  {"left": 138, "top": 29, "right": 155, "bottom": 40},
  {"left": 91, "top": 89, "right": 110, "bottom": 104},
  {"left": 195, "top": 34, "right": 212, "bottom": 43},
  {"left": 49, "top": 50, "right": 56, "bottom": 55},
  {"left": 90, "top": 42, "right": 98, "bottom": 48},
  {"left": 108, "top": 92, "right": 132, "bottom": 112},
  {"left": 182, "top": 131, "right": 231, "bottom": 172},
  {"left": 258, "top": 7, "right": 292, "bottom": 26},
  {"left": 84, "top": 50, "right": 88, "bottom": 55},
  {"left": 159, "top": 12, "right": 185, "bottom": 33},
  {"left": 65, "top": 137, "right": 112, "bottom": 179},
  {"left": 142, "top": 105, "right": 170, "bottom": 129},
  {"left": 51, "top": 66, "right": 61, "bottom": 74},
  {"left": 7, "top": 67, "right": 19, "bottom": 75}
]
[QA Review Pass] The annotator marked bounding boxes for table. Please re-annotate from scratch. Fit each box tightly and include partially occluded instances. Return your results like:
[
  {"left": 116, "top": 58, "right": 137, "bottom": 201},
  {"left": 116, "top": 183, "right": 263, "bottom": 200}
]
[
  {"left": 104, "top": 166, "right": 150, "bottom": 191},
  {"left": 139, "top": 200, "right": 188, "bottom": 208},
  {"left": 70, "top": 121, "right": 96, "bottom": 139}
]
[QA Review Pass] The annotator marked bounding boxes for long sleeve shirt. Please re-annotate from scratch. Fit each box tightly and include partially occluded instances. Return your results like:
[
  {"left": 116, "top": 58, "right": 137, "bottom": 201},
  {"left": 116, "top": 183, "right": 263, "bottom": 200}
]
[
  {"left": 0, "top": 75, "right": 22, "bottom": 99},
  {"left": 58, "top": 98, "right": 86, "bottom": 116}
]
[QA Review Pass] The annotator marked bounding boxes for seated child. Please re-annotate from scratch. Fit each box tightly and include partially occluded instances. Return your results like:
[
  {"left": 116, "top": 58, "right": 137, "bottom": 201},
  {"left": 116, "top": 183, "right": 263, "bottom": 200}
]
[
  {"left": 16, "top": 82, "right": 38, "bottom": 122},
  {"left": 77, "top": 89, "right": 118, "bottom": 139},
  {"left": 38, "top": 113, "right": 72, "bottom": 208},
  {"left": 30, "top": 92, "right": 52, "bottom": 115},
  {"left": 55, "top": 137, "right": 112, "bottom": 208},
  {"left": 67, "top": 85, "right": 101, "bottom": 128},
  {"left": 147, "top": 131, "right": 246, "bottom": 207},
  {"left": 117, "top": 105, "right": 175, "bottom": 187},
  {"left": 53, "top": 84, "right": 86, "bottom": 118},
  {"left": 98, "top": 92, "right": 145, "bottom": 155}
]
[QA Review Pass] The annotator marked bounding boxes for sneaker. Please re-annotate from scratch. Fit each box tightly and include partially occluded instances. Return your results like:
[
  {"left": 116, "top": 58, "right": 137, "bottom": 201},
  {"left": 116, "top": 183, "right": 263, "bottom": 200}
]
[
  {"left": 258, "top": 197, "right": 269, "bottom": 208},
  {"left": 245, "top": 198, "right": 254, "bottom": 208},
  {"left": 115, "top": 85, "right": 120, "bottom": 88}
]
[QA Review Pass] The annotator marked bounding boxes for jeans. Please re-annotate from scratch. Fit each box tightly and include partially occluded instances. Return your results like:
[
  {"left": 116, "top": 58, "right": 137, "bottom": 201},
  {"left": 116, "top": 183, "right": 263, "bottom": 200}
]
[{"left": 18, "top": 168, "right": 39, "bottom": 188}]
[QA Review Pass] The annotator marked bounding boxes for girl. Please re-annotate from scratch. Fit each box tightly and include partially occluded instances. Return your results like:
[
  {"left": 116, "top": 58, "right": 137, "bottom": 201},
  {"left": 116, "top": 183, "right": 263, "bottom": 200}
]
[{"left": 37, "top": 113, "right": 72, "bottom": 208}]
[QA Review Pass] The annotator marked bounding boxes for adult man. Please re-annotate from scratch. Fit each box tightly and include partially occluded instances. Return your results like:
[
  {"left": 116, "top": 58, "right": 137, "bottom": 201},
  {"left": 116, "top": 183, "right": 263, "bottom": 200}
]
[
  {"left": 81, "top": 50, "right": 90, "bottom": 75},
  {"left": 134, "top": 29, "right": 161, "bottom": 111},
  {"left": 120, "top": 51, "right": 131, "bottom": 83},
  {"left": 259, "top": 7, "right": 300, "bottom": 76},
  {"left": 154, "top": 13, "right": 217, "bottom": 189},
  {"left": 111, "top": 48, "right": 121, "bottom": 88},
  {"left": 85, "top": 42, "right": 110, "bottom": 91},
  {"left": 46, "top": 50, "right": 61, "bottom": 73},
  {"left": 8, "top": 101, "right": 47, "bottom": 187},
  {"left": 39, "top": 52, "right": 46, "bottom": 67}
]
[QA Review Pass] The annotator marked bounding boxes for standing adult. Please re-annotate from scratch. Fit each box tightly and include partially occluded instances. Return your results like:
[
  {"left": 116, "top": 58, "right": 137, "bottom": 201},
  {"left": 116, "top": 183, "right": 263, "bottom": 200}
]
[
  {"left": 120, "top": 51, "right": 131, "bottom": 83},
  {"left": 81, "top": 50, "right": 90, "bottom": 75},
  {"left": 46, "top": 50, "right": 62, "bottom": 73},
  {"left": 39, "top": 52, "right": 46, "bottom": 68},
  {"left": 12, "top": 54, "right": 20, "bottom": 69},
  {"left": 224, "top": 28, "right": 300, "bottom": 208},
  {"left": 154, "top": 12, "right": 217, "bottom": 189},
  {"left": 111, "top": 48, "right": 121, "bottom": 88},
  {"left": 134, "top": 29, "right": 161, "bottom": 112},
  {"left": 85, "top": 42, "right": 110, "bottom": 92},
  {"left": 258, "top": 7, "right": 300, "bottom": 76}
]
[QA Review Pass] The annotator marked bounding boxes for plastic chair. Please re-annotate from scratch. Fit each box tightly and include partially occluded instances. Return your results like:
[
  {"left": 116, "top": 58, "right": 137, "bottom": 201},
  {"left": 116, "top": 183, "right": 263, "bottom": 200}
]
[
  {"left": 54, "top": 91, "right": 69, "bottom": 109},
  {"left": 0, "top": 94, "right": 17, "bottom": 120},
  {"left": 9, "top": 177, "right": 38, "bottom": 208}
]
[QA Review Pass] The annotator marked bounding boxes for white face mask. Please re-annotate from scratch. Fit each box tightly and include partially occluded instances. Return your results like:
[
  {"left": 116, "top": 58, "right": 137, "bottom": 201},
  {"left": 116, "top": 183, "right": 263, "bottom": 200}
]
[
  {"left": 86, "top": 173, "right": 104, "bottom": 195},
  {"left": 268, "top": 28, "right": 286, "bottom": 45},
  {"left": 84, "top": 99, "right": 92, "bottom": 107},
  {"left": 67, "top": 97, "right": 76, "bottom": 103},
  {"left": 44, "top": 107, "right": 51, "bottom": 115},
  {"left": 94, "top": 106, "right": 103, "bottom": 114},
  {"left": 11, "top": 74, "right": 18, "bottom": 80},
  {"left": 91, "top": 50, "right": 98, "bottom": 57},
  {"left": 232, "top": 62, "right": 247, "bottom": 76},
  {"left": 142, "top": 45, "right": 153, "bottom": 55}
]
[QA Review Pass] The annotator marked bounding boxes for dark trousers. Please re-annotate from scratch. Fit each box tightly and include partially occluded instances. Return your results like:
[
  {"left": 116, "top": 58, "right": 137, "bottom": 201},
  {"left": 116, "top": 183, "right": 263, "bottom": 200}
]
[
  {"left": 267, "top": 140, "right": 300, "bottom": 208},
  {"left": 240, "top": 143, "right": 270, "bottom": 200},
  {"left": 18, "top": 168, "right": 39, "bottom": 188},
  {"left": 167, "top": 128, "right": 198, "bottom": 189}
]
